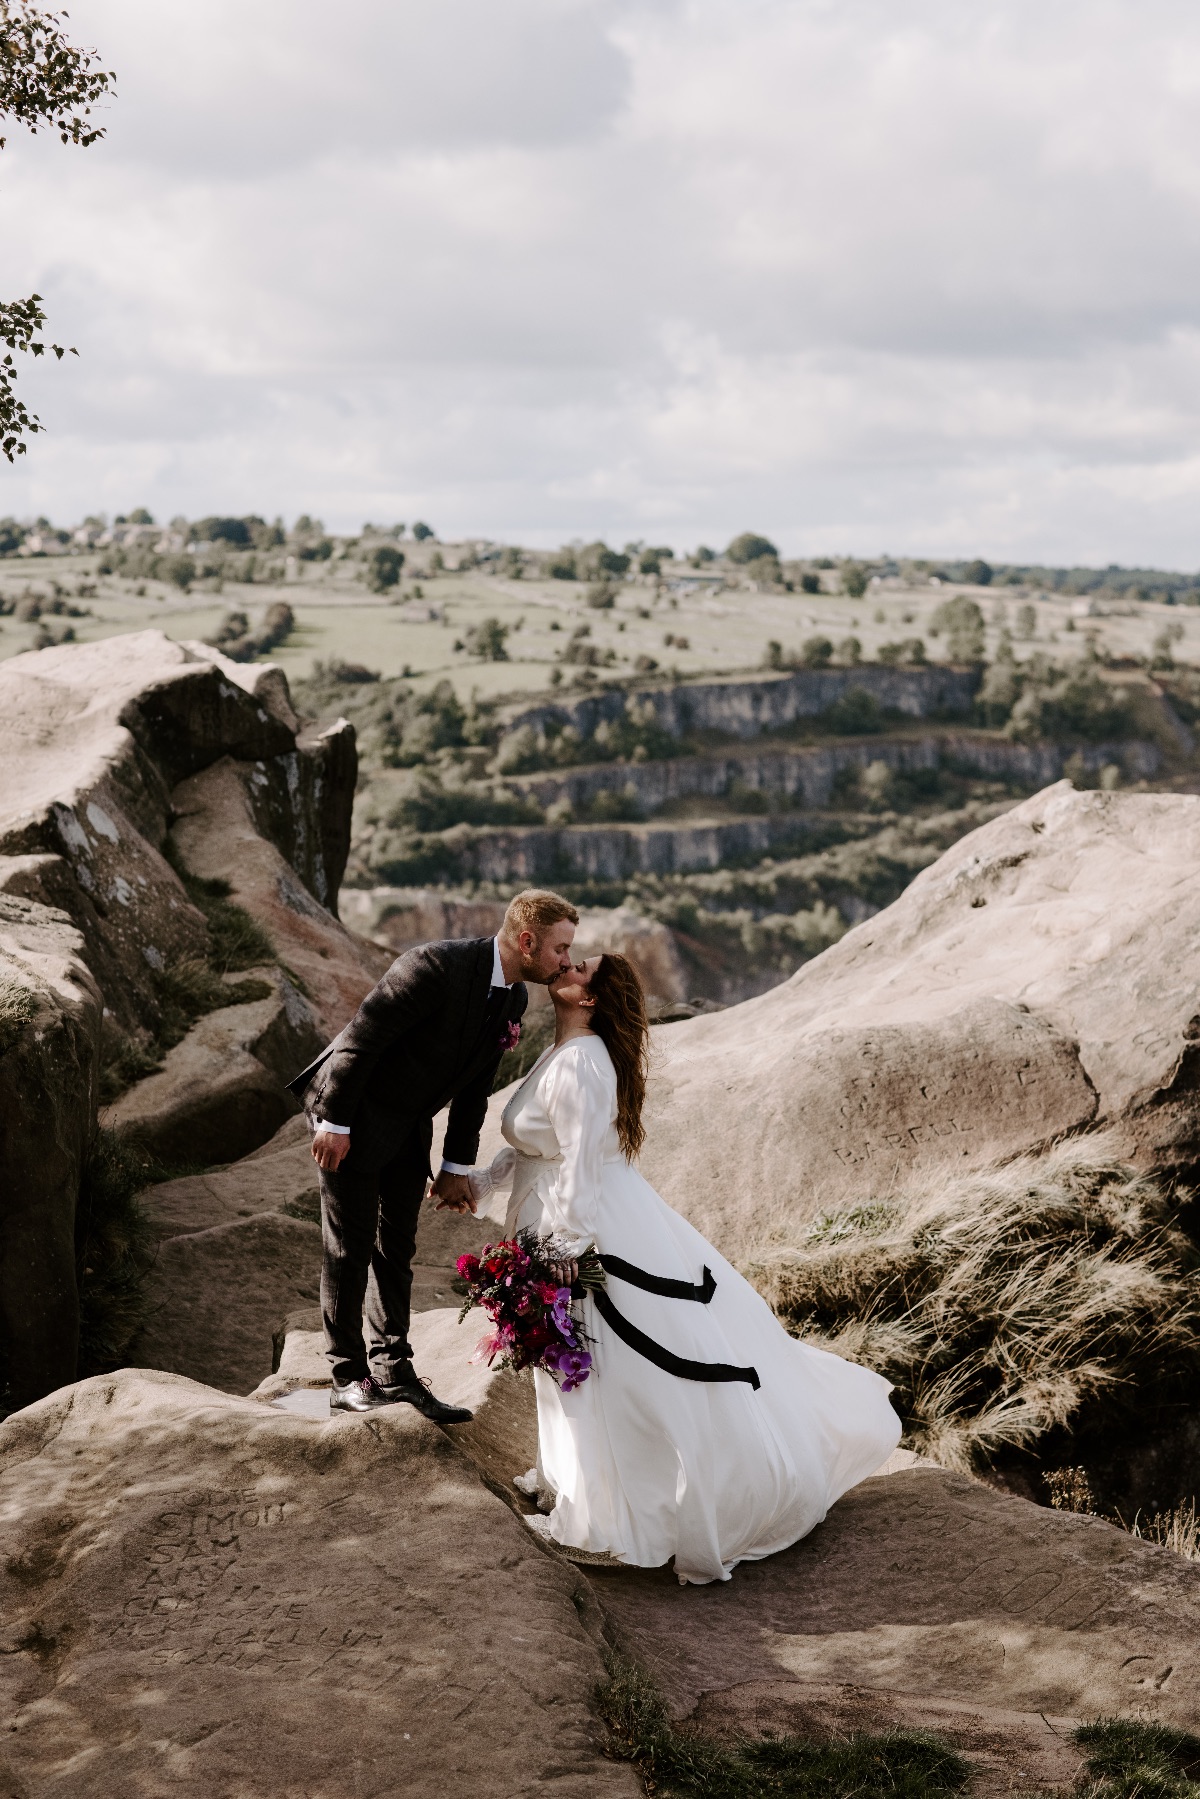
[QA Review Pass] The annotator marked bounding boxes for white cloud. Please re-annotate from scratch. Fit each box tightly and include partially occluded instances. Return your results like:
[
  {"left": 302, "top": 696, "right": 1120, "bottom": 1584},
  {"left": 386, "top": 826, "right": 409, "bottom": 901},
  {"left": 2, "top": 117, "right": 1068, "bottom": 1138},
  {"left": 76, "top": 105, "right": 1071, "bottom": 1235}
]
[{"left": 4, "top": 0, "right": 1200, "bottom": 561}]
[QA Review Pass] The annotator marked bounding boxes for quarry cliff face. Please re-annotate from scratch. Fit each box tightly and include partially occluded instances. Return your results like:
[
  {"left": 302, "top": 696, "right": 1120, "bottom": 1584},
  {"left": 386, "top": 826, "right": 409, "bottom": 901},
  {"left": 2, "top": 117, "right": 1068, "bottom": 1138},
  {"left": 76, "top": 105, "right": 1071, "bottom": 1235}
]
[{"left": 0, "top": 632, "right": 386, "bottom": 1409}]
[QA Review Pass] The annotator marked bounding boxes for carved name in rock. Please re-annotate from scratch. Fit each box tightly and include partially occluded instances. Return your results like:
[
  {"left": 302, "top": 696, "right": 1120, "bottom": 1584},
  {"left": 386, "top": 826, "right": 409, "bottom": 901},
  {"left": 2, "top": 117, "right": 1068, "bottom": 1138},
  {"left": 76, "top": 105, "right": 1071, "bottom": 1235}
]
[{"left": 0, "top": 1372, "right": 635, "bottom": 1798}]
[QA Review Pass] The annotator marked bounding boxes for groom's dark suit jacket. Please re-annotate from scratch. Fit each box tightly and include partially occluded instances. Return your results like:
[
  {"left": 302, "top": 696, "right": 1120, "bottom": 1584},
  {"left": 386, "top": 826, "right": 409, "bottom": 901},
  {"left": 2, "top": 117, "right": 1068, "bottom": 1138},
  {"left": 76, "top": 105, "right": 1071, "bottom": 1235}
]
[{"left": 287, "top": 937, "right": 527, "bottom": 1168}]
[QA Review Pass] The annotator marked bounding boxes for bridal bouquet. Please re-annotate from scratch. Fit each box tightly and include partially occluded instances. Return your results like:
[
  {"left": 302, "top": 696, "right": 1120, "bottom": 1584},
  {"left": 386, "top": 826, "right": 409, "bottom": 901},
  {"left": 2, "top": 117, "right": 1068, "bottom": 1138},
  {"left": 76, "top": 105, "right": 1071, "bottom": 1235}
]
[{"left": 456, "top": 1231, "right": 606, "bottom": 1391}]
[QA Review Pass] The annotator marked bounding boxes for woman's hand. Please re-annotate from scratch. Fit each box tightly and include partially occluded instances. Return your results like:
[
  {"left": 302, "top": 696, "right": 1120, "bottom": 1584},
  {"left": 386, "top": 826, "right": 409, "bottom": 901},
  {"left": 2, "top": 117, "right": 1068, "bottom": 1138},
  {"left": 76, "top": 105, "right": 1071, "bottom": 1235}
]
[{"left": 549, "top": 1259, "right": 579, "bottom": 1289}]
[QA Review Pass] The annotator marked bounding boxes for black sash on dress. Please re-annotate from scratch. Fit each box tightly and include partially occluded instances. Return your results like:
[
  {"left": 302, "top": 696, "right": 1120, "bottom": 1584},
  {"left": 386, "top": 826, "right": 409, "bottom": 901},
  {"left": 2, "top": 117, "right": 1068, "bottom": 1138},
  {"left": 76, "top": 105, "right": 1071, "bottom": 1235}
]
[
  {"left": 589, "top": 1257, "right": 760, "bottom": 1390},
  {"left": 598, "top": 1253, "right": 716, "bottom": 1304}
]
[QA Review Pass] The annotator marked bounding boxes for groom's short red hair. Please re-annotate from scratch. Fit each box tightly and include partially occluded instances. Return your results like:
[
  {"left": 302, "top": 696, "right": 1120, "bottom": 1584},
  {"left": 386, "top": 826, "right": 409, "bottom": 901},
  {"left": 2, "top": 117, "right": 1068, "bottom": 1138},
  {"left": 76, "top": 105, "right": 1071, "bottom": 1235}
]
[{"left": 503, "top": 888, "right": 579, "bottom": 939}]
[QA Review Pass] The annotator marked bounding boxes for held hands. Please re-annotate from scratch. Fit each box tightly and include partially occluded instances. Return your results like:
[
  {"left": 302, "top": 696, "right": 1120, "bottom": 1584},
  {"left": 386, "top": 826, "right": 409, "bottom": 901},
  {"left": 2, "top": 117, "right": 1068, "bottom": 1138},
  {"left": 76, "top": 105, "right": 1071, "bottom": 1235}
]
[
  {"left": 311, "top": 1127, "right": 352, "bottom": 1172},
  {"left": 432, "top": 1169, "right": 477, "bottom": 1215}
]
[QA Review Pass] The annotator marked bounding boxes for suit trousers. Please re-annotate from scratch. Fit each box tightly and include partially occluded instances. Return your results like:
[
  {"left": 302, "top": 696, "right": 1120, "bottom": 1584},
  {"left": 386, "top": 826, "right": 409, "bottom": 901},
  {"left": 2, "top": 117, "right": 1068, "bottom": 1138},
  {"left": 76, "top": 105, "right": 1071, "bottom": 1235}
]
[{"left": 317, "top": 1115, "right": 433, "bottom": 1385}]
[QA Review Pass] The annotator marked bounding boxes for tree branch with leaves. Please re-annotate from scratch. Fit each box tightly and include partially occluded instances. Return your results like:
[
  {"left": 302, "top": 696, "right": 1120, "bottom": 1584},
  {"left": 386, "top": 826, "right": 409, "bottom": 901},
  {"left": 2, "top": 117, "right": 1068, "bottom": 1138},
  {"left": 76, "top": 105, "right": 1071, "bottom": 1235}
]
[{"left": 0, "top": 2, "right": 113, "bottom": 460}]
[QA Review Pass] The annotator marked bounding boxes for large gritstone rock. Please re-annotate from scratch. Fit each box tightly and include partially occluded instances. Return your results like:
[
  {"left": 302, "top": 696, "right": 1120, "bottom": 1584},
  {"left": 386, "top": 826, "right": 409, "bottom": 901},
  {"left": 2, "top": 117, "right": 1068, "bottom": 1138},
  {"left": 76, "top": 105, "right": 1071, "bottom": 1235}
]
[
  {"left": 0, "top": 629, "right": 381, "bottom": 1051},
  {"left": 254, "top": 1307, "right": 542, "bottom": 1497},
  {"left": 0, "top": 633, "right": 292, "bottom": 1037},
  {"left": 607, "top": 787, "right": 1200, "bottom": 1242},
  {"left": 0, "top": 633, "right": 386, "bottom": 1406},
  {"left": 257, "top": 1310, "right": 1200, "bottom": 1779},
  {"left": 0, "top": 1371, "right": 637, "bottom": 1799},
  {"left": 134, "top": 1213, "right": 323, "bottom": 1394},
  {"left": 0, "top": 896, "right": 101, "bottom": 1410}
]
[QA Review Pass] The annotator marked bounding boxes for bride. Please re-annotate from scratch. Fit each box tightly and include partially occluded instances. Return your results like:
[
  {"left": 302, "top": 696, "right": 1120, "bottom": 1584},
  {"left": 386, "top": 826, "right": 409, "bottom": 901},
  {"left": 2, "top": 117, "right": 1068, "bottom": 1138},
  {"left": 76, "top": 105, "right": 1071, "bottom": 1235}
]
[{"left": 467, "top": 951, "right": 901, "bottom": 1587}]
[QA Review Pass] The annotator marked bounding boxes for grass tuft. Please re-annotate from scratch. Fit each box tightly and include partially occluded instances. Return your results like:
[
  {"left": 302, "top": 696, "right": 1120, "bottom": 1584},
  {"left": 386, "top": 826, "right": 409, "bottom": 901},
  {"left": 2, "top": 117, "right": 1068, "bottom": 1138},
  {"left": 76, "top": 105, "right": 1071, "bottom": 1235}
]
[
  {"left": 0, "top": 977, "right": 35, "bottom": 1055},
  {"left": 1075, "top": 1718, "right": 1200, "bottom": 1798},
  {"left": 96, "top": 840, "right": 278, "bottom": 1105},
  {"left": 748, "top": 1134, "right": 1200, "bottom": 1474},
  {"left": 595, "top": 1654, "right": 971, "bottom": 1798},
  {"left": 1129, "top": 1501, "right": 1200, "bottom": 1561},
  {"left": 162, "top": 839, "right": 277, "bottom": 972},
  {"left": 75, "top": 1129, "right": 172, "bottom": 1376}
]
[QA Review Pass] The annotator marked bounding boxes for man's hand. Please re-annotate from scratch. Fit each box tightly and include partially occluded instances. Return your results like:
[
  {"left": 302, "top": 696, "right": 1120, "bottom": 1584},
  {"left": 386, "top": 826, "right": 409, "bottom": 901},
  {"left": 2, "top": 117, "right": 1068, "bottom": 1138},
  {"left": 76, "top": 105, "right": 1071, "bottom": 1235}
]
[
  {"left": 311, "top": 1127, "right": 351, "bottom": 1172},
  {"left": 432, "top": 1169, "right": 477, "bottom": 1215}
]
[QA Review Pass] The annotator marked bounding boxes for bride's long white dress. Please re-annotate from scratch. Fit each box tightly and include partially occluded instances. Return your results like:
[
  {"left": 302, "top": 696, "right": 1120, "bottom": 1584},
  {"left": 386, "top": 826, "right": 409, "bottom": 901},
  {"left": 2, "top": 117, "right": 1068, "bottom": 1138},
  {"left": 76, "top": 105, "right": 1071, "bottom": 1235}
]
[{"left": 486, "top": 1034, "right": 901, "bottom": 1586}]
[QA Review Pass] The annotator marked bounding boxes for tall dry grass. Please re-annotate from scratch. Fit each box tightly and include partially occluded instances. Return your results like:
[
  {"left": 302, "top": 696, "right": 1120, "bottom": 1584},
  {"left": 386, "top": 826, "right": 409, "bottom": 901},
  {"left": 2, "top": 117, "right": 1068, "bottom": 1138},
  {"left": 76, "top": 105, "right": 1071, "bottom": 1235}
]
[{"left": 747, "top": 1135, "right": 1200, "bottom": 1474}]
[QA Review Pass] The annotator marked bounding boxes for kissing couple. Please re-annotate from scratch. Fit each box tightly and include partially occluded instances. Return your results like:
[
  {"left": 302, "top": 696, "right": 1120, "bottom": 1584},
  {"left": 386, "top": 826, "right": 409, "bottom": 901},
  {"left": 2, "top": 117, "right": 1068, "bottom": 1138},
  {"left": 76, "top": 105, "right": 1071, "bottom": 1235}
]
[{"left": 289, "top": 888, "right": 900, "bottom": 1586}]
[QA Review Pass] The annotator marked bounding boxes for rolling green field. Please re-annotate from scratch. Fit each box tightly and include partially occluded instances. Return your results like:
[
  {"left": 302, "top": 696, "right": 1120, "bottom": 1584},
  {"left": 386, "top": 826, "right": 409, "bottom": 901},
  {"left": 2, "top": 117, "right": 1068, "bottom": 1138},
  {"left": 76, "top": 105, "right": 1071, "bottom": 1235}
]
[{"left": 3, "top": 550, "right": 1197, "bottom": 702}]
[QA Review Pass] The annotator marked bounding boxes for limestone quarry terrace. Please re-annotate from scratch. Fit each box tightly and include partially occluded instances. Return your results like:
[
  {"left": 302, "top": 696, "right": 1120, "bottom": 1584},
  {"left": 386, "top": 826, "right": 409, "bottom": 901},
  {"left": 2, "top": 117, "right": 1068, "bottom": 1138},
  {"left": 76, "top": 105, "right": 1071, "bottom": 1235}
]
[{"left": 3, "top": 627, "right": 1200, "bottom": 1794}]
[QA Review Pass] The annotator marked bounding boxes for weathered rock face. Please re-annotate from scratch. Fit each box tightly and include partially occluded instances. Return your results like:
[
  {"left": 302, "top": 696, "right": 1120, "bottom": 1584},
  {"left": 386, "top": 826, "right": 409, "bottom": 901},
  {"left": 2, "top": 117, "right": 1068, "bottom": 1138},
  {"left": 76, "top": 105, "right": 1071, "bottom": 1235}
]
[
  {"left": 0, "top": 634, "right": 289, "bottom": 1035},
  {"left": 0, "top": 896, "right": 101, "bottom": 1410},
  {"left": 135, "top": 1213, "right": 323, "bottom": 1393},
  {"left": 0, "top": 633, "right": 388, "bottom": 1405},
  {"left": 102, "top": 964, "right": 324, "bottom": 1163},
  {"left": 427, "top": 810, "right": 830, "bottom": 884},
  {"left": 505, "top": 730, "right": 1161, "bottom": 818},
  {"left": 620, "top": 786, "right": 1200, "bottom": 1241},
  {"left": 0, "top": 1371, "right": 636, "bottom": 1799},
  {"left": 254, "top": 1306, "right": 542, "bottom": 1497},
  {"left": 170, "top": 755, "right": 389, "bottom": 1038},
  {"left": 0, "top": 632, "right": 380, "bottom": 1045}
]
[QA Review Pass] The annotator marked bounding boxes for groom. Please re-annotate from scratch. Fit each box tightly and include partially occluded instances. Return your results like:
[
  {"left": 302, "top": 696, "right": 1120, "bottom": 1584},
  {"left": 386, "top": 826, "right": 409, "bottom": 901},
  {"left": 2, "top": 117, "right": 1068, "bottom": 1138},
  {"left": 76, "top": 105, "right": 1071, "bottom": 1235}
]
[{"left": 287, "top": 888, "right": 579, "bottom": 1416}]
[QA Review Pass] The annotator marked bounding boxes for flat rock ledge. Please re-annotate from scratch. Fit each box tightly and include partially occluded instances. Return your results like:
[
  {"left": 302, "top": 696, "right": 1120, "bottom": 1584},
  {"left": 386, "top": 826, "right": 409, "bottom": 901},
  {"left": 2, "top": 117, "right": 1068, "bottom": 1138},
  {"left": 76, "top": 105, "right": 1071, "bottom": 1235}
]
[
  {"left": 256, "top": 1307, "right": 1200, "bottom": 1792},
  {"left": 0, "top": 1370, "right": 637, "bottom": 1799}
]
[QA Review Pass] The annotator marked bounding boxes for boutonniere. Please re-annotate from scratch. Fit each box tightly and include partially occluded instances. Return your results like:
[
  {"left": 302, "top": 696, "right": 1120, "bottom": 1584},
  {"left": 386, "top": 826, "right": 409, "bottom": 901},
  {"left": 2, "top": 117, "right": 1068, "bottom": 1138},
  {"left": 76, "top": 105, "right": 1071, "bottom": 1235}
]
[{"left": 499, "top": 1020, "right": 521, "bottom": 1053}]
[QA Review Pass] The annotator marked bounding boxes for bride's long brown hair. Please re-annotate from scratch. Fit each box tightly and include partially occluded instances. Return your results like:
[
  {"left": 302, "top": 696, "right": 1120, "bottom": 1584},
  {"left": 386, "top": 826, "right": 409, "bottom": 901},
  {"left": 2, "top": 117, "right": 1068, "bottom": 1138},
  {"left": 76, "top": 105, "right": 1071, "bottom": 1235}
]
[{"left": 588, "top": 952, "right": 650, "bottom": 1159}]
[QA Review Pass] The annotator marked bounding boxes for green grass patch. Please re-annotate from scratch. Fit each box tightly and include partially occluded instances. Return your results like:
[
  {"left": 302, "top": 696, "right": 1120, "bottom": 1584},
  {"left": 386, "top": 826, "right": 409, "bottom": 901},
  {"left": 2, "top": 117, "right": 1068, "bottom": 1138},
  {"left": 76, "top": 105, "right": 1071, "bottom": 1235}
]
[
  {"left": 596, "top": 1655, "right": 970, "bottom": 1798},
  {"left": 97, "top": 959, "right": 274, "bottom": 1105},
  {"left": 1075, "top": 1718, "right": 1200, "bottom": 1797},
  {"left": 163, "top": 842, "right": 277, "bottom": 973}
]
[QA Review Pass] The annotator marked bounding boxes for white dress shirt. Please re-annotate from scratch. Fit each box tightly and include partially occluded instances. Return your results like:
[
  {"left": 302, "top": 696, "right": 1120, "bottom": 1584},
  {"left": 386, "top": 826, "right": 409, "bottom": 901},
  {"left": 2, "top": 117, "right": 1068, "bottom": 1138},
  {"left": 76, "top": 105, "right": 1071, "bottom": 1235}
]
[{"left": 314, "top": 939, "right": 511, "bottom": 1179}]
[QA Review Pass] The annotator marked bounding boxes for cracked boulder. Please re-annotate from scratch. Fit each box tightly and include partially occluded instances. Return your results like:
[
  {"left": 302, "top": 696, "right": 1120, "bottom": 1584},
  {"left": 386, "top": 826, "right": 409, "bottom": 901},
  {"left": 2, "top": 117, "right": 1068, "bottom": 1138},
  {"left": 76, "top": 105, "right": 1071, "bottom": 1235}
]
[{"left": 0, "top": 633, "right": 389, "bottom": 1405}]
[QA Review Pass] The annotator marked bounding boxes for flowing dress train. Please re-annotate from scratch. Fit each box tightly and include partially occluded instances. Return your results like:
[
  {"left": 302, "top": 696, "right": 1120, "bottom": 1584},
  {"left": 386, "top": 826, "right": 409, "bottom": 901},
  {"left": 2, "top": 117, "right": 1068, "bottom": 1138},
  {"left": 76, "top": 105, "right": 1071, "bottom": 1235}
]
[{"left": 489, "top": 1034, "right": 901, "bottom": 1586}]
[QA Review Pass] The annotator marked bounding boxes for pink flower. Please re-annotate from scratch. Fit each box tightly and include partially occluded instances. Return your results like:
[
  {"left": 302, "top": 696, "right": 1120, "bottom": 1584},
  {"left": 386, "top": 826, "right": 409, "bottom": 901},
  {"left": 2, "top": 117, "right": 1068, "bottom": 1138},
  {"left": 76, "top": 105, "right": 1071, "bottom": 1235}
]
[{"left": 499, "top": 1020, "right": 521, "bottom": 1053}]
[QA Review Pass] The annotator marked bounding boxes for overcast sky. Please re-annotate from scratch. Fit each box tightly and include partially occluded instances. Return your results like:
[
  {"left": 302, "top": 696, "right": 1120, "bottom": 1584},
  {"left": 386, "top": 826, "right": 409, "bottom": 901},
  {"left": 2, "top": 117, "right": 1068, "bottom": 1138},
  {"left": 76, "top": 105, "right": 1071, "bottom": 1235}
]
[{"left": 3, "top": 0, "right": 1200, "bottom": 563}]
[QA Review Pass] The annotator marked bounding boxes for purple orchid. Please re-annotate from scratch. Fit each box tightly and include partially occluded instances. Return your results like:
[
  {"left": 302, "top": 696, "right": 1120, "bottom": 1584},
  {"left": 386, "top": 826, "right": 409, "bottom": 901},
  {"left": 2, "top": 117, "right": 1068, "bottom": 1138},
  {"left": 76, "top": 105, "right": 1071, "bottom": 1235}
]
[
  {"left": 551, "top": 1289, "right": 575, "bottom": 1336},
  {"left": 499, "top": 1020, "right": 521, "bottom": 1053}
]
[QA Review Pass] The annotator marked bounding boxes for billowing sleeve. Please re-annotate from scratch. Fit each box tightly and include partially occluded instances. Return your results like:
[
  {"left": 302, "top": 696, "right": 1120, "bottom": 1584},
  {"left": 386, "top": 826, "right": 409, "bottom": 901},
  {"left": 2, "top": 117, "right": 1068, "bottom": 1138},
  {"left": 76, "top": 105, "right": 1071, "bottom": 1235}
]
[
  {"left": 542, "top": 1045, "right": 615, "bottom": 1253},
  {"left": 466, "top": 1146, "right": 517, "bottom": 1222}
]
